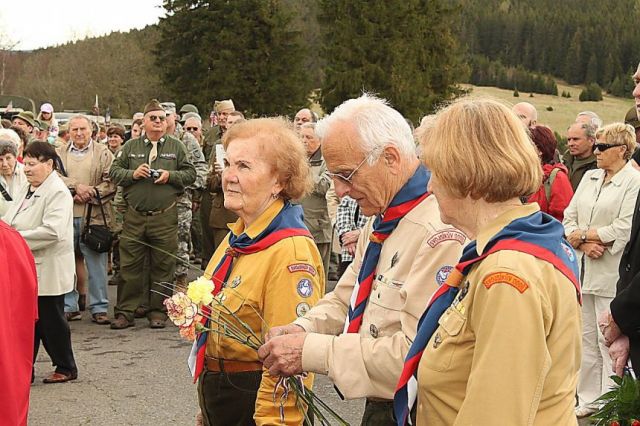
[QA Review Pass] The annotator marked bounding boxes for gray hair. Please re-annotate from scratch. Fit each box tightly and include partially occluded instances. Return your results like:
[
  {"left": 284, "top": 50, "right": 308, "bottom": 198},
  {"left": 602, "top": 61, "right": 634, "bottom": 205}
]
[
  {"left": 68, "top": 114, "right": 93, "bottom": 129},
  {"left": 316, "top": 93, "right": 415, "bottom": 163},
  {"left": 0, "top": 129, "right": 21, "bottom": 151},
  {"left": 577, "top": 111, "right": 603, "bottom": 130},
  {"left": 0, "top": 140, "right": 17, "bottom": 157},
  {"left": 300, "top": 122, "right": 316, "bottom": 131}
]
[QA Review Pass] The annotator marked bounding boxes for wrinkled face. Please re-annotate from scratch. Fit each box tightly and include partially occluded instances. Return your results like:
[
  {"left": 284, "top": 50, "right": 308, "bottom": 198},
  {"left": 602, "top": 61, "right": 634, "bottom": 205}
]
[
  {"left": 300, "top": 127, "right": 321, "bottom": 156},
  {"left": 69, "top": 118, "right": 92, "bottom": 147},
  {"left": 144, "top": 111, "right": 168, "bottom": 135},
  {"left": 184, "top": 118, "right": 202, "bottom": 140},
  {"left": 594, "top": 136, "right": 627, "bottom": 170},
  {"left": 566, "top": 123, "right": 594, "bottom": 159},
  {"left": 0, "top": 152, "right": 17, "bottom": 176},
  {"left": 217, "top": 109, "right": 233, "bottom": 130},
  {"left": 23, "top": 155, "right": 53, "bottom": 187},
  {"left": 11, "top": 118, "right": 32, "bottom": 134},
  {"left": 107, "top": 133, "right": 123, "bottom": 152},
  {"left": 131, "top": 123, "right": 142, "bottom": 139},
  {"left": 165, "top": 111, "right": 176, "bottom": 129},
  {"left": 294, "top": 109, "right": 313, "bottom": 130},
  {"left": 222, "top": 137, "right": 283, "bottom": 224},
  {"left": 427, "top": 173, "right": 461, "bottom": 227},
  {"left": 322, "top": 121, "right": 389, "bottom": 216}
]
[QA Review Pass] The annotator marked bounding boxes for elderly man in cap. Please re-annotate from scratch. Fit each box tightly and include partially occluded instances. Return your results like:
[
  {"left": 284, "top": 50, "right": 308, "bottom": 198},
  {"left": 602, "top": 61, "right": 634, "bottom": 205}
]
[
  {"left": 200, "top": 99, "right": 236, "bottom": 267},
  {"left": 11, "top": 112, "right": 36, "bottom": 142},
  {"left": 109, "top": 99, "right": 196, "bottom": 329},
  {"left": 258, "top": 94, "right": 466, "bottom": 424},
  {"left": 160, "top": 102, "right": 207, "bottom": 289}
]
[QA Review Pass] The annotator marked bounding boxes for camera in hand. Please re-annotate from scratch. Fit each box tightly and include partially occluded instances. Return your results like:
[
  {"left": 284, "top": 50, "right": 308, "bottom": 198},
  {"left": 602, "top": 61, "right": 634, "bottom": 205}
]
[{"left": 149, "top": 169, "right": 161, "bottom": 179}]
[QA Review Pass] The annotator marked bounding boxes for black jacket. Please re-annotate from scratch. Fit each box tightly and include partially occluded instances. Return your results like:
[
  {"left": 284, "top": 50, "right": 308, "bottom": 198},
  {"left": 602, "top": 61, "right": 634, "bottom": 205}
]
[{"left": 612, "top": 192, "right": 640, "bottom": 371}]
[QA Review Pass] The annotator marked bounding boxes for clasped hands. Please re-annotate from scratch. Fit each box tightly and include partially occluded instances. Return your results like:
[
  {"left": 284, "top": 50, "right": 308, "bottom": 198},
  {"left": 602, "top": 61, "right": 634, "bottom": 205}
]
[
  {"left": 257, "top": 324, "right": 307, "bottom": 377},
  {"left": 598, "top": 310, "right": 630, "bottom": 377},
  {"left": 566, "top": 230, "right": 605, "bottom": 259}
]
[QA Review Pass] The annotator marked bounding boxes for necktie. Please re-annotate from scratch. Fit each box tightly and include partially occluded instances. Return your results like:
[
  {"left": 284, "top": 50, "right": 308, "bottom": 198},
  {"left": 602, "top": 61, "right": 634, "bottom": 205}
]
[{"left": 149, "top": 140, "right": 158, "bottom": 164}]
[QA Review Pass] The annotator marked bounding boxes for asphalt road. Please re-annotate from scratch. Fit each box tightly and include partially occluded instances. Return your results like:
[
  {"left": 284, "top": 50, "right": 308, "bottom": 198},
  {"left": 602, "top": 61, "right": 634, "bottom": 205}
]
[{"left": 28, "top": 278, "right": 365, "bottom": 426}]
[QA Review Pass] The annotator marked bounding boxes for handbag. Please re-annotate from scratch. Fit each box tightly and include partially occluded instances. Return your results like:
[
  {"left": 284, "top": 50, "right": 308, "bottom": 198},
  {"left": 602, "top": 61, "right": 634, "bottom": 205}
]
[{"left": 81, "top": 189, "right": 113, "bottom": 253}]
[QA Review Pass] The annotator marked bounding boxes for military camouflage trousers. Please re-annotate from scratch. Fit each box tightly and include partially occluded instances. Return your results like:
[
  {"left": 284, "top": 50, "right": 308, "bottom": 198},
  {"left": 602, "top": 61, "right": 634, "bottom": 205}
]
[{"left": 176, "top": 193, "right": 193, "bottom": 277}]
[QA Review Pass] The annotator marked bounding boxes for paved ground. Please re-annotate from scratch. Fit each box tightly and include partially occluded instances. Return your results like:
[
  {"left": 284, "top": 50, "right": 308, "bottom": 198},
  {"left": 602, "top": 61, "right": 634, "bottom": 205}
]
[{"left": 28, "top": 277, "right": 365, "bottom": 425}]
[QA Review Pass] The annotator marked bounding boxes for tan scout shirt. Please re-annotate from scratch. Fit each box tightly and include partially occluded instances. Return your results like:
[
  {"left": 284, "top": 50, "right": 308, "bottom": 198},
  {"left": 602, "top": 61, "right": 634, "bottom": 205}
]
[
  {"left": 293, "top": 194, "right": 466, "bottom": 399},
  {"left": 417, "top": 204, "right": 582, "bottom": 426}
]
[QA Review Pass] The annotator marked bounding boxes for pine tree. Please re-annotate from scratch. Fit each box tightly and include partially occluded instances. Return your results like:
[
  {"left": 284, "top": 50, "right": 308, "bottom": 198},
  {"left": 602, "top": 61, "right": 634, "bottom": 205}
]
[
  {"left": 318, "top": 0, "right": 464, "bottom": 122},
  {"left": 157, "top": 0, "right": 313, "bottom": 116}
]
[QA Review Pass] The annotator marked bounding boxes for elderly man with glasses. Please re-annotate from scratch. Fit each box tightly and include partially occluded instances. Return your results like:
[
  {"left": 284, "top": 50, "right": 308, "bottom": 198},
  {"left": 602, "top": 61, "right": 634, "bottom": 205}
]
[
  {"left": 109, "top": 99, "right": 196, "bottom": 330},
  {"left": 257, "top": 94, "right": 466, "bottom": 425}
]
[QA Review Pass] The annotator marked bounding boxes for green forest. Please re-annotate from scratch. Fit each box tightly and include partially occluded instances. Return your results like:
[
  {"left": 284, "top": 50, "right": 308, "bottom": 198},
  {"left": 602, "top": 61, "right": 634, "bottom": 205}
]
[{"left": 2, "top": 0, "right": 639, "bottom": 120}]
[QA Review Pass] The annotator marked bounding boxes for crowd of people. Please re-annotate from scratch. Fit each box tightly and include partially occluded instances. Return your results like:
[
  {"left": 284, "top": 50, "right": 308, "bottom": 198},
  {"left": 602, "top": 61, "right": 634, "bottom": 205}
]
[{"left": 3, "top": 62, "right": 640, "bottom": 425}]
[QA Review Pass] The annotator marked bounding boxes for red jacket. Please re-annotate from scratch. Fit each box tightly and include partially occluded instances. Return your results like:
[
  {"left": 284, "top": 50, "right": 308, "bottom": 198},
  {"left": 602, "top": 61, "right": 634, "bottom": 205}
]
[
  {"left": 527, "top": 163, "right": 574, "bottom": 222},
  {"left": 0, "top": 220, "right": 38, "bottom": 426}
]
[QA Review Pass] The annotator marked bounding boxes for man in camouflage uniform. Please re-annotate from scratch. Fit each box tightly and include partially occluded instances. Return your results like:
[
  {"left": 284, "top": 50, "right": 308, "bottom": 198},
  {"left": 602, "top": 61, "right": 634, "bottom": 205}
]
[{"left": 162, "top": 102, "right": 207, "bottom": 289}]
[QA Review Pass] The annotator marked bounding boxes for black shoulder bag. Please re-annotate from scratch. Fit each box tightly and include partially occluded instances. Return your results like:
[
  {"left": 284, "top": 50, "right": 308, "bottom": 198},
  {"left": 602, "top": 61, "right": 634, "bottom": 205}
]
[{"left": 81, "top": 189, "right": 113, "bottom": 253}]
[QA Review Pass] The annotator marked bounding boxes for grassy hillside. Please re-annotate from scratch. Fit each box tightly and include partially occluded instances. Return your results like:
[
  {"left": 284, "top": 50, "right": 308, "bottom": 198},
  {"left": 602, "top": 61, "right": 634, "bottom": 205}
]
[{"left": 461, "top": 83, "right": 634, "bottom": 134}]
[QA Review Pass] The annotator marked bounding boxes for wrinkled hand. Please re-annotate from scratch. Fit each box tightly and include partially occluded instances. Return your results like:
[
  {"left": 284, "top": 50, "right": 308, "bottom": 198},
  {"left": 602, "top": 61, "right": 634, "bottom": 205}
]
[
  {"left": 133, "top": 163, "right": 150, "bottom": 180},
  {"left": 154, "top": 169, "right": 170, "bottom": 184},
  {"left": 345, "top": 242, "right": 357, "bottom": 256},
  {"left": 341, "top": 229, "right": 360, "bottom": 245},
  {"left": 264, "top": 323, "right": 305, "bottom": 342},
  {"left": 567, "top": 230, "right": 583, "bottom": 248},
  {"left": 195, "top": 410, "right": 203, "bottom": 426},
  {"left": 75, "top": 183, "right": 96, "bottom": 202},
  {"left": 598, "top": 311, "right": 623, "bottom": 346},
  {"left": 609, "top": 335, "right": 630, "bottom": 377},
  {"left": 258, "top": 332, "right": 306, "bottom": 377},
  {"left": 582, "top": 242, "right": 605, "bottom": 259}
]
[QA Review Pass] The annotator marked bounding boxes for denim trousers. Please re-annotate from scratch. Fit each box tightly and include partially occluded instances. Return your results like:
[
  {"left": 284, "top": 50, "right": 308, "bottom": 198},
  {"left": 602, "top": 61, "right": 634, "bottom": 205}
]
[{"left": 64, "top": 217, "right": 109, "bottom": 314}]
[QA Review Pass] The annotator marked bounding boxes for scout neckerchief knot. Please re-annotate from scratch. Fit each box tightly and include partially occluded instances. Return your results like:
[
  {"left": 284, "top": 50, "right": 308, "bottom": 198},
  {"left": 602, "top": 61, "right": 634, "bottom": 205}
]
[
  {"left": 343, "top": 165, "right": 431, "bottom": 334},
  {"left": 393, "top": 210, "right": 582, "bottom": 425},
  {"left": 188, "top": 201, "right": 312, "bottom": 382}
]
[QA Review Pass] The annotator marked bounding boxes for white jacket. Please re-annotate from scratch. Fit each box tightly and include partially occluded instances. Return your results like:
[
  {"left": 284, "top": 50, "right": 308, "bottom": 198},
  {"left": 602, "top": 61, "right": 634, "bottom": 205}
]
[
  {"left": 3, "top": 171, "right": 74, "bottom": 296},
  {"left": 0, "top": 162, "right": 27, "bottom": 217}
]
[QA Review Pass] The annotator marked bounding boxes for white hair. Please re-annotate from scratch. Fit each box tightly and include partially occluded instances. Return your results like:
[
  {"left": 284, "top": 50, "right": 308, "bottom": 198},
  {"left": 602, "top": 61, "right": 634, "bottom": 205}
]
[
  {"left": 0, "top": 129, "right": 21, "bottom": 151},
  {"left": 316, "top": 93, "right": 415, "bottom": 163},
  {"left": 577, "top": 111, "right": 603, "bottom": 129}
]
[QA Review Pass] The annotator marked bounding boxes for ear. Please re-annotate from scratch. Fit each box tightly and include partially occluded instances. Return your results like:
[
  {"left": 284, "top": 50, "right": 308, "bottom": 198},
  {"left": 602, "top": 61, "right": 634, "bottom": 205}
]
[
  {"left": 272, "top": 178, "right": 284, "bottom": 197},
  {"left": 382, "top": 144, "right": 402, "bottom": 175}
]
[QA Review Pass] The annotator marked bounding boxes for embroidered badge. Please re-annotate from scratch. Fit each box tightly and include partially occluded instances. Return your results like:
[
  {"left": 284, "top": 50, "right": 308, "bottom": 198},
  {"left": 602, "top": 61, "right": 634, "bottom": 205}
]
[
  {"left": 426, "top": 228, "right": 466, "bottom": 248},
  {"left": 369, "top": 324, "right": 379, "bottom": 338},
  {"left": 296, "top": 279, "right": 313, "bottom": 298},
  {"left": 435, "top": 265, "right": 453, "bottom": 286},
  {"left": 229, "top": 275, "right": 241, "bottom": 289},
  {"left": 561, "top": 242, "right": 575, "bottom": 262},
  {"left": 159, "top": 153, "right": 177, "bottom": 160},
  {"left": 391, "top": 252, "right": 399, "bottom": 268},
  {"left": 482, "top": 272, "right": 529, "bottom": 293},
  {"left": 432, "top": 332, "right": 442, "bottom": 349},
  {"left": 287, "top": 263, "right": 317, "bottom": 276},
  {"left": 295, "top": 302, "right": 310, "bottom": 317}
]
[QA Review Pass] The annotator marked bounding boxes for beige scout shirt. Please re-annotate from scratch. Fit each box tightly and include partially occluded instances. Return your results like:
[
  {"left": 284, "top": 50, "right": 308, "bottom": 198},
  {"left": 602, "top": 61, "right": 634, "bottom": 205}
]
[
  {"left": 563, "top": 161, "right": 640, "bottom": 297},
  {"left": 293, "top": 194, "right": 466, "bottom": 399},
  {"left": 417, "top": 204, "right": 582, "bottom": 426}
]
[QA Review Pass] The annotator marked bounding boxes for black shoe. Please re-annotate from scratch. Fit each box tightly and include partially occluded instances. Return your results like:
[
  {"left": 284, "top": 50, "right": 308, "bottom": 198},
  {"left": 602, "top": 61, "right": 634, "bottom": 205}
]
[{"left": 110, "top": 314, "right": 134, "bottom": 329}]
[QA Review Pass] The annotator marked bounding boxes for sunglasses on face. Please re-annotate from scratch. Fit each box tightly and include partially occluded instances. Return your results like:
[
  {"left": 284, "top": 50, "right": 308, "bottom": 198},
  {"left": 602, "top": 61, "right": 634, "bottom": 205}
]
[
  {"left": 594, "top": 143, "right": 623, "bottom": 152},
  {"left": 185, "top": 127, "right": 199, "bottom": 132},
  {"left": 148, "top": 115, "right": 166, "bottom": 122}
]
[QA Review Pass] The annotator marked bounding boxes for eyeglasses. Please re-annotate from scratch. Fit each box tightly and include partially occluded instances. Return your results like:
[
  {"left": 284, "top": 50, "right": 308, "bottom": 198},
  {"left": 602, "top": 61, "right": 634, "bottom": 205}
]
[
  {"left": 185, "top": 127, "right": 199, "bottom": 132},
  {"left": 326, "top": 150, "right": 378, "bottom": 186},
  {"left": 594, "top": 143, "right": 624, "bottom": 152},
  {"left": 148, "top": 115, "right": 166, "bottom": 122}
]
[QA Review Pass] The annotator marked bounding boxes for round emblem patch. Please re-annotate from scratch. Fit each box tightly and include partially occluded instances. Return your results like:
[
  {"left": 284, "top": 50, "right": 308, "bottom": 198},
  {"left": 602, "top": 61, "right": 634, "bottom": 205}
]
[
  {"left": 561, "top": 242, "right": 575, "bottom": 262},
  {"left": 436, "top": 265, "right": 453, "bottom": 286},
  {"left": 297, "top": 279, "right": 313, "bottom": 298},
  {"left": 295, "top": 302, "right": 310, "bottom": 318},
  {"left": 229, "top": 275, "right": 242, "bottom": 288}
]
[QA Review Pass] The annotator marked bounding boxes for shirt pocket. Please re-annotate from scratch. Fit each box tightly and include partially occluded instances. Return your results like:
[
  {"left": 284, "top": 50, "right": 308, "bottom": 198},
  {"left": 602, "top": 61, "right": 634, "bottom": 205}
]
[
  {"left": 426, "top": 307, "right": 467, "bottom": 372},
  {"left": 367, "top": 278, "right": 405, "bottom": 337},
  {"left": 216, "top": 289, "right": 263, "bottom": 341}
]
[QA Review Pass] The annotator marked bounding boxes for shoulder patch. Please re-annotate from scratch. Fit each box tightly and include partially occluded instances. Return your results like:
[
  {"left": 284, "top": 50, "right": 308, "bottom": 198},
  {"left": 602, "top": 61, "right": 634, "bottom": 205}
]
[
  {"left": 482, "top": 272, "right": 529, "bottom": 294},
  {"left": 288, "top": 263, "right": 317, "bottom": 276},
  {"left": 435, "top": 266, "right": 453, "bottom": 286},
  {"left": 296, "top": 279, "right": 314, "bottom": 298},
  {"left": 427, "top": 228, "right": 466, "bottom": 248},
  {"left": 296, "top": 302, "right": 310, "bottom": 317}
]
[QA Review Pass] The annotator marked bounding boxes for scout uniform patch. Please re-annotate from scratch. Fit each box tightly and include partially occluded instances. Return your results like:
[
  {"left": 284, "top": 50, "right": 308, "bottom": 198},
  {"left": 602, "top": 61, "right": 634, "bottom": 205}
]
[
  {"left": 287, "top": 263, "right": 317, "bottom": 276},
  {"left": 296, "top": 279, "right": 313, "bottom": 298},
  {"left": 482, "top": 272, "right": 529, "bottom": 293},
  {"left": 229, "top": 275, "right": 241, "bottom": 289},
  {"left": 295, "top": 302, "right": 310, "bottom": 317}
]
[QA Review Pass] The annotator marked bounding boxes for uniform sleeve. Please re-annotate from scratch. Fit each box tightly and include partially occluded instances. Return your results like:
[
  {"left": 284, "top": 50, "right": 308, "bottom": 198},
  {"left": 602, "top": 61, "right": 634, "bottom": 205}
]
[
  {"left": 597, "top": 177, "right": 640, "bottom": 254},
  {"left": 109, "top": 143, "right": 135, "bottom": 187},
  {"left": 254, "top": 238, "right": 325, "bottom": 426},
  {"left": 167, "top": 141, "right": 196, "bottom": 189},
  {"left": 183, "top": 134, "right": 207, "bottom": 191},
  {"left": 300, "top": 226, "right": 465, "bottom": 399},
  {"left": 455, "top": 264, "right": 551, "bottom": 424}
]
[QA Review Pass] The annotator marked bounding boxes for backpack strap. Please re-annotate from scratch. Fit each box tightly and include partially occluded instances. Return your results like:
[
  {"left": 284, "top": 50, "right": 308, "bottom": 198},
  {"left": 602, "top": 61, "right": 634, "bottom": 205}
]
[{"left": 544, "top": 168, "right": 560, "bottom": 203}]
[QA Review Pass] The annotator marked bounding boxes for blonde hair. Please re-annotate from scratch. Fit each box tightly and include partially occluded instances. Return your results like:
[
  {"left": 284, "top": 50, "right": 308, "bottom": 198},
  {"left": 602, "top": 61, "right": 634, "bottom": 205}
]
[
  {"left": 422, "top": 98, "right": 541, "bottom": 202},
  {"left": 222, "top": 117, "right": 312, "bottom": 200},
  {"left": 595, "top": 122, "right": 636, "bottom": 161}
]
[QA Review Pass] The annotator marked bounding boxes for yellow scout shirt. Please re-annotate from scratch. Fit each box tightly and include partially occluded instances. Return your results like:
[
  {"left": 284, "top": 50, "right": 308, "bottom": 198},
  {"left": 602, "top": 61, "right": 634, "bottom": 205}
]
[
  {"left": 294, "top": 194, "right": 467, "bottom": 399},
  {"left": 203, "top": 199, "right": 325, "bottom": 425},
  {"left": 417, "top": 204, "right": 582, "bottom": 425}
]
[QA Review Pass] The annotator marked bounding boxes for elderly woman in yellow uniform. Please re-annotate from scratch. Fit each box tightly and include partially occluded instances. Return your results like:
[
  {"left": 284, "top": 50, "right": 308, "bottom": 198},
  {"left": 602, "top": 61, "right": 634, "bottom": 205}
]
[
  {"left": 195, "top": 118, "right": 325, "bottom": 426},
  {"left": 393, "top": 99, "right": 582, "bottom": 425}
]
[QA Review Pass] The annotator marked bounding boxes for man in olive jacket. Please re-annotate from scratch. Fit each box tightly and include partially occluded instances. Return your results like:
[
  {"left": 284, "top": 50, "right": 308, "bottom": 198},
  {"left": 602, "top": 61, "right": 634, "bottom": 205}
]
[{"left": 109, "top": 99, "right": 196, "bottom": 329}]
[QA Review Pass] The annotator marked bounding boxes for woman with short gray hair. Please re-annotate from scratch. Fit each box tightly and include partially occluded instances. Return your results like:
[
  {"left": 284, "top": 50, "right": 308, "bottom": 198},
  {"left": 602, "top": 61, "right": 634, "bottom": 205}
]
[{"left": 0, "top": 139, "right": 27, "bottom": 216}]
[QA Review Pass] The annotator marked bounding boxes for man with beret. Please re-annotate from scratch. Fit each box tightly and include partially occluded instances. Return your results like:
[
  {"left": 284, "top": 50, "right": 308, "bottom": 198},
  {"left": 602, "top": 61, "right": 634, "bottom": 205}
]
[
  {"left": 109, "top": 99, "right": 196, "bottom": 329},
  {"left": 200, "top": 99, "right": 236, "bottom": 267}
]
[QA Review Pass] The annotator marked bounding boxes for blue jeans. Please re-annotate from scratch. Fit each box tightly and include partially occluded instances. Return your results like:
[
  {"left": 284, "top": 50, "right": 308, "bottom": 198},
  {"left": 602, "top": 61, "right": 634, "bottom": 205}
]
[{"left": 64, "top": 218, "right": 109, "bottom": 314}]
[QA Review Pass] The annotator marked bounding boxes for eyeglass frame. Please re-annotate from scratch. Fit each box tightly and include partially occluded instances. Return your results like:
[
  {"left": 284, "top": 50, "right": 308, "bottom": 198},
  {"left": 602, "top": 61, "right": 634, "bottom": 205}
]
[
  {"left": 325, "top": 149, "right": 379, "bottom": 186},
  {"left": 594, "top": 142, "right": 624, "bottom": 152},
  {"left": 148, "top": 114, "right": 166, "bottom": 122}
]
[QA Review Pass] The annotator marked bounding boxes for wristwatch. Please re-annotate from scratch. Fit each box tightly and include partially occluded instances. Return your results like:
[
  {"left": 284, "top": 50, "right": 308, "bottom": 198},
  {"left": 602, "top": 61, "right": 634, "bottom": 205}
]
[{"left": 580, "top": 232, "right": 587, "bottom": 242}]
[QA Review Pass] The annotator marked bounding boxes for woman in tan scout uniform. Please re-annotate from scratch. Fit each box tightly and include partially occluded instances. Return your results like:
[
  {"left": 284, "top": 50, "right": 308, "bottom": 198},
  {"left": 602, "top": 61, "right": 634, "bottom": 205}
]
[
  {"left": 413, "top": 99, "right": 582, "bottom": 425},
  {"left": 196, "top": 118, "right": 325, "bottom": 426}
]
